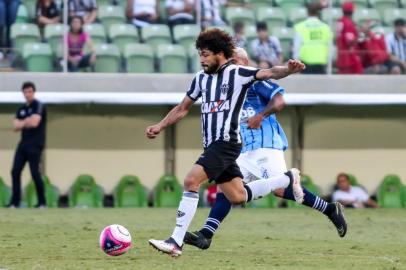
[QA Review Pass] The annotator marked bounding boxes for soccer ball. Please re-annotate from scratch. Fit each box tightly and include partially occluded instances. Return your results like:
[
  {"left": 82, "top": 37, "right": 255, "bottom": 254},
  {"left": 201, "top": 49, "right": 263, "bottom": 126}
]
[{"left": 99, "top": 224, "right": 132, "bottom": 256}]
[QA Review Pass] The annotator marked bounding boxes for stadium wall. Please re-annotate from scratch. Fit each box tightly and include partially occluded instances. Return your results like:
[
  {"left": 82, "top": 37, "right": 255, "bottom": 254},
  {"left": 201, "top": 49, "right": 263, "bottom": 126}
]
[{"left": 1, "top": 73, "right": 405, "bottom": 195}]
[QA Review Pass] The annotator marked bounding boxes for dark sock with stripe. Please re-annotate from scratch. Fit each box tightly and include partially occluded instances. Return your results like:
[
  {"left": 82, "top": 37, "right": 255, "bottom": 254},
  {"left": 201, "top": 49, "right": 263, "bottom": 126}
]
[
  {"left": 199, "top": 193, "right": 232, "bottom": 239},
  {"left": 283, "top": 186, "right": 335, "bottom": 216}
]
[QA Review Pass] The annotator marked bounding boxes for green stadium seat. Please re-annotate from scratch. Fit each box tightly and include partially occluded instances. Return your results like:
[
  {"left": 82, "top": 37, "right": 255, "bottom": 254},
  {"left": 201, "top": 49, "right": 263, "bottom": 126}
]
[
  {"left": 84, "top": 23, "right": 107, "bottom": 45},
  {"left": 69, "top": 174, "right": 103, "bottom": 208},
  {"left": 250, "top": 193, "right": 278, "bottom": 208},
  {"left": 94, "top": 43, "right": 121, "bottom": 73},
  {"left": 124, "top": 43, "right": 154, "bottom": 73},
  {"left": 188, "top": 44, "right": 200, "bottom": 73},
  {"left": 0, "top": 176, "right": 11, "bottom": 207},
  {"left": 23, "top": 0, "right": 37, "bottom": 19},
  {"left": 383, "top": 8, "right": 406, "bottom": 26},
  {"left": 207, "top": 25, "right": 234, "bottom": 36},
  {"left": 353, "top": 8, "right": 382, "bottom": 26},
  {"left": 173, "top": 24, "right": 200, "bottom": 50},
  {"left": 377, "top": 175, "right": 406, "bottom": 208},
  {"left": 114, "top": 175, "right": 147, "bottom": 207},
  {"left": 256, "top": 7, "right": 287, "bottom": 31},
  {"left": 23, "top": 43, "right": 53, "bottom": 72},
  {"left": 246, "top": 0, "right": 273, "bottom": 9},
  {"left": 157, "top": 44, "right": 188, "bottom": 73},
  {"left": 141, "top": 24, "right": 172, "bottom": 51},
  {"left": 369, "top": 0, "right": 400, "bottom": 17},
  {"left": 10, "top": 23, "right": 40, "bottom": 56},
  {"left": 347, "top": 174, "right": 359, "bottom": 186},
  {"left": 98, "top": 5, "right": 126, "bottom": 32},
  {"left": 272, "top": 26, "right": 294, "bottom": 59},
  {"left": 153, "top": 175, "right": 183, "bottom": 207},
  {"left": 109, "top": 24, "right": 139, "bottom": 54},
  {"left": 245, "top": 24, "right": 257, "bottom": 46},
  {"left": 225, "top": 7, "right": 256, "bottom": 27},
  {"left": 16, "top": 4, "right": 29, "bottom": 23},
  {"left": 274, "top": 0, "right": 306, "bottom": 16},
  {"left": 44, "top": 24, "right": 67, "bottom": 56},
  {"left": 321, "top": 7, "right": 343, "bottom": 29},
  {"left": 24, "top": 176, "right": 59, "bottom": 208},
  {"left": 97, "top": 0, "right": 113, "bottom": 6},
  {"left": 287, "top": 174, "right": 321, "bottom": 208},
  {"left": 372, "top": 25, "right": 392, "bottom": 35},
  {"left": 289, "top": 7, "right": 308, "bottom": 25},
  {"left": 336, "top": 0, "right": 369, "bottom": 8}
]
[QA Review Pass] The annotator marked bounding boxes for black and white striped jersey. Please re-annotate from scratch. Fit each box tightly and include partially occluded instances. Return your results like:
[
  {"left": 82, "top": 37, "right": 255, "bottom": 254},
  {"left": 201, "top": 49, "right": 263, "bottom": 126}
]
[{"left": 186, "top": 62, "right": 259, "bottom": 148}]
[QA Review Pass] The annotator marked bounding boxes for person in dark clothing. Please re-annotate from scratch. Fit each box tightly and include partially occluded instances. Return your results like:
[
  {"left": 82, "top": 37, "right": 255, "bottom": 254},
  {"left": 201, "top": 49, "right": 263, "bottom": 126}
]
[{"left": 8, "top": 82, "right": 47, "bottom": 208}]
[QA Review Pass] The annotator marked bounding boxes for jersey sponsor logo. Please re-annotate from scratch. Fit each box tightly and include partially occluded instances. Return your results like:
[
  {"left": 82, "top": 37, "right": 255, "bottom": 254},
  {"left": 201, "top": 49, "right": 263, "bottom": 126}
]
[{"left": 201, "top": 100, "right": 230, "bottom": 114}]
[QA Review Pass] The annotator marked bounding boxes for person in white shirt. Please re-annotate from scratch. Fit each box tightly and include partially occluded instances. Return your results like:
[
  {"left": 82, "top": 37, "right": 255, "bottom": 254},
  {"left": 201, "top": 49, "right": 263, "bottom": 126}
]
[
  {"left": 126, "top": 0, "right": 159, "bottom": 27},
  {"left": 166, "top": 0, "right": 195, "bottom": 27},
  {"left": 332, "top": 173, "right": 378, "bottom": 208}
]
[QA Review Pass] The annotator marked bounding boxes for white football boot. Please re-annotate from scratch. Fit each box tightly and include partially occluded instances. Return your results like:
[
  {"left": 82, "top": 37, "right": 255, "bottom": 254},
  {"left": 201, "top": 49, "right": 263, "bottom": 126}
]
[
  {"left": 149, "top": 238, "right": 182, "bottom": 257},
  {"left": 289, "top": 168, "right": 304, "bottom": 204}
]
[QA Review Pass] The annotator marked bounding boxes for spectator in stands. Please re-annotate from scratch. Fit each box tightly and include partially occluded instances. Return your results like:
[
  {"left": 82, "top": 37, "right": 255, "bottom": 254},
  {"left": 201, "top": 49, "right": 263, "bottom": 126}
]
[
  {"left": 204, "top": 184, "right": 217, "bottom": 207},
  {"left": 8, "top": 82, "right": 47, "bottom": 208},
  {"left": 250, "top": 22, "right": 283, "bottom": 69},
  {"left": 385, "top": 18, "right": 406, "bottom": 74},
  {"left": 200, "top": 0, "right": 226, "bottom": 29},
  {"left": 67, "top": 16, "right": 96, "bottom": 72},
  {"left": 165, "top": 0, "right": 195, "bottom": 27},
  {"left": 293, "top": 1, "right": 332, "bottom": 74},
  {"left": 358, "top": 20, "right": 389, "bottom": 74},
  {"left": 332, "top": 173, "right": 378, "bottom": 208},
  {"left": 0, "top": 0, "right": 19, "bottom": 52},
  {"left": 126, "top": 0, "right": 159, "bottom": 28},
  {"left": 36, "top": 0, "right": 61, "bottom": 29},
  {"left": 68, "top": 0, "right": 98, "bottom": 24},
  {"left": 336, "top": 1, "right": 363, "bottom": 74},
  {"left": 233, "top": 21, "right": 246, "bottom": 49}
]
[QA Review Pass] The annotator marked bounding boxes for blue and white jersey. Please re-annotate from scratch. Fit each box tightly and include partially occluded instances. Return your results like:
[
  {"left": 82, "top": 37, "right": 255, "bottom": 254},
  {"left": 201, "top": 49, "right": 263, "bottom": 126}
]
[{"left": 240, "top": 80, "right": 288, "bottom": 153}]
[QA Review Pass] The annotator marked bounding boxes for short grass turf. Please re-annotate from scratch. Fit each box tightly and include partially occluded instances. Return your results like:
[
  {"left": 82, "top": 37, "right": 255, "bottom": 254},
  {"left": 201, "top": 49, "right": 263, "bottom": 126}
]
[{"left": 0, "top": 208, "right": 405, "bottom": 270}]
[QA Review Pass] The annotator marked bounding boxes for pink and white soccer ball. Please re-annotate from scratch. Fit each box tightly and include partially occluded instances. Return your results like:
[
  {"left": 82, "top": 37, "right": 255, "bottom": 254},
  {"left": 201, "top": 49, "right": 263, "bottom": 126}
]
[{"left": 99, "top": 224, "right": 132, "bottom": 256}]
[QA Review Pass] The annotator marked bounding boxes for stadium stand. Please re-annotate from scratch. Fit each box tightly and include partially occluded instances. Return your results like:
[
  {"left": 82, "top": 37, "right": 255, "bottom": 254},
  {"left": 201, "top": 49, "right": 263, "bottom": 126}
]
[
  {"left": 141, "top": 24, "right": 172, "bottom": 51},
  {"left": 84, "top": 23, "right": 107, "bottom": 45},
  {"left": 0, "top": 176, "right": 11, "bottom": 207},
  {"left": 10, "top": 23, "right": 40, "bottom": 56},
  {"left": 114, "top": 175, "right": 148, "bottom": 207},
  {"left": 377, "top": 175, "right": 406, "bottom": 208},
  {"left": 93, "top": 43, "right": 121, "bottom": 72},
  {"left": 69, "top": 174, "right": 104, "bottom": 208},
  {"left": 24, "top": 176, "right": 59, "bottom": 207},
  {"left": 256, "top": 7, "right": 287, "bottom": 31},
  {"left": 124, "top": 43, "right": 155, "bottom": 73},
  {"left": 157, "top": 44, "right": 188, "bottom": 73},
  {"left": 22, "top": 42, "right": 53, "bottom": 72},
  {"left": 153, "top": 175, "right": 182, "bottom": 207},
  {"left": 109, "top": 23, "right": 140, "bottom": 54}
]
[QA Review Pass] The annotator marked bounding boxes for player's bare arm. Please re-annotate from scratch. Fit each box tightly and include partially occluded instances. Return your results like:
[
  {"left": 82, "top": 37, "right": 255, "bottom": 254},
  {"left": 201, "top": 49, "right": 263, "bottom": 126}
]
[
  {"left": 256, "top": 59, "right": 306, "bottom": 80},
  {"left": 247, "top": 93, "right": 285, "bottom": 129},
  {"left": 146, "top": 96, "right": 195, "bottom": 139}
]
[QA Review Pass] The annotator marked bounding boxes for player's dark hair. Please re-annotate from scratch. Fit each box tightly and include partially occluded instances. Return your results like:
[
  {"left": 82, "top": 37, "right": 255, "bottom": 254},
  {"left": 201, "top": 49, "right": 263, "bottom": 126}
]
[
  {"left": 196, "top": 28, "right": 235, "bottom": 59},
  {"left": 21, "top": 81, "right": 36, "bottom": 92},
  {"left": 233, "top": 21, "right": 245, "bottom": 34},
  {"left": 69, "top": 15, "right": 84, "bottom": 34},
  {"left": 256, "top": 21, "right": 268, "bottom": 32}
]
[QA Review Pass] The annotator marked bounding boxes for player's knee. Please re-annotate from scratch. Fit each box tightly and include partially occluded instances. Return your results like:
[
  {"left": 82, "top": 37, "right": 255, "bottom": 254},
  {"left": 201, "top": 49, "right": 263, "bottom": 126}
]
[
  {"left": 183, "top": 176, "right": 200, "bottom": 192},
  {"left": 227, "top": 190, "right": 246, "bottom": 205}
]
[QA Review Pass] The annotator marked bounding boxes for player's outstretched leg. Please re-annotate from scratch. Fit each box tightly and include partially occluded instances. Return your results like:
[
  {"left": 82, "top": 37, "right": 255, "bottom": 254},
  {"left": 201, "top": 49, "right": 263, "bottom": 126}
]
[
  {"left": 280, "top": 185, "right": 347, "bottom": 237},
  {"left": 184, "top": 169, "right": 304, "bottom": 250}
]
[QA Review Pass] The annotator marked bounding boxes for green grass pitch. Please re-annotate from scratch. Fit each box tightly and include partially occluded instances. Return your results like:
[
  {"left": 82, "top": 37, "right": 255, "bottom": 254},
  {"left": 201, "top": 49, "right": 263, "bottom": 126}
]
[{"left": 0, "top": 208, "right": 405, "bottom": 270}]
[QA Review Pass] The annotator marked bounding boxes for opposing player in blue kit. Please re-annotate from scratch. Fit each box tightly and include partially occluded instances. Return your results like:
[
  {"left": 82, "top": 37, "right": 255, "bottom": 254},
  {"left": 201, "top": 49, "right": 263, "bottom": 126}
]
[{"left": 183, "top": 48, "right": 348, "bottom": 250}]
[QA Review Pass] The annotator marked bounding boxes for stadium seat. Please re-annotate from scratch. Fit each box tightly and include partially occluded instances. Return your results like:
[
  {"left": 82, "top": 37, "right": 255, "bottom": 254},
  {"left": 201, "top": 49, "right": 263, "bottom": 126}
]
[
  {"left": 24, "top": 176, "right": 59, "bottom": 208},
  {"left": 94, "top": 43, "right": 121, "bottom": 73},
  {"left": 353, "top": 8, "right": 381, "bottom": 26},
  {"left": 98, "top": 5, "right": 126, "bottom": 32},
  {"left": 225, "top": 7, "right": 256, "bottom": 27},
  {"left": 153, "top": 175, "right": 183, "bottom": 207},
  {"left": 369, "top": 0, "right": 400, "bottom": 17},
  {"left": 377, "top": 175, "right": 406, "bottom": 208},
  {"left": 124, "top": 43, "right": 154, "bottom": 73},
  {"left": 287, "top": 175, "right": 320, "bottom": 208},
  {"left": 109, "top": 24, "right": 139, "bottom": 54},
  {"left": 245, "top": 24, "right": 257, "bottom": 46},
  {"left": 157, "top": 44, "right": 188, "bottom": 73},
  {"left": 347, "top": 174, "right": 359, "bottom": 186},
  {"left": 383, "top": 8, "right": 406, "bottom": 26},
  {"left": 16, "top": 4, "right": 29, "bottom": 23},
  {"left": 173, "top": 24, "right": 200, "bottom": 50},
  {"left": 256, "top": 7, "right": 287, "bottom": 31},
  {"left": 372, "top": 25, "right": 392, "bottom": 36},
  {"left": 22, "top": 43, "right": 53, "bottom": 72},
  {"left": 84, "top": 23, "right": 107, "bottom": 45},
  {"left": 336, "top": 0, "right": 369, "bottom": 8},
  {"left": 0, "top": 176, "right": 11, "bottom": 207},
  {"left": 289, "top": 7, "right": 308, "bottom": 25},
  {"left": 272, "top": 26, "right": 294, "bottom": 59},
  {"left": 44, "top": 24, "right": 68, "bottom": 56},
  {"left": 114, "top": 175, "right": 147, "bottom": 207},
  {"left": 10, "top": 23, "right": 40, "bottom": 56},
  {"left": 23, "top": 0, "right": 37, "bottom": 19},
  {"left": 69, "top": 174, "right": 103, "bottom": 208},
  {"left": 246, "top": 0, "right": 273, "bottom": 9},
  {"left": 141, "top": 24, "right": 172, "bottom": 51},
  {"left": 321, "top": 7, "right": 343, "bottom": 29},
  {"left": 250, "top": 193, "right": 278, "bottom": 208},
  {"left": 207, "top": 25, "right": 234, "bottom": 36},
  {"left": 274, "top": 0, "right": 306, "bottom": 16},
  {"left": 188, "top": 44, "right": 200, "bottom": 73}
]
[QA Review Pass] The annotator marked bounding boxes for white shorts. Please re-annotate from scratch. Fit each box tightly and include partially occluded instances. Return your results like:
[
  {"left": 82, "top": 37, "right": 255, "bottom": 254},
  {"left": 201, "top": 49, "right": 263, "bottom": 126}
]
[{"left": 236, "top": 148, "right": 287, "bottom": 183}]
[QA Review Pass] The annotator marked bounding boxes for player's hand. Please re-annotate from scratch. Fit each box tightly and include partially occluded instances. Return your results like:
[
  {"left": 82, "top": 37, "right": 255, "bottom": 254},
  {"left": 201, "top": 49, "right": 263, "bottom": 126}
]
[
  {"left": 247, "top": 114, "right": 263, "bottom": 129},
  {"left": 146, "top": 124, "right": 162, "bottom": 139},
  {"left": 287, "top": 59, "right": 306, "bottom": 74}
]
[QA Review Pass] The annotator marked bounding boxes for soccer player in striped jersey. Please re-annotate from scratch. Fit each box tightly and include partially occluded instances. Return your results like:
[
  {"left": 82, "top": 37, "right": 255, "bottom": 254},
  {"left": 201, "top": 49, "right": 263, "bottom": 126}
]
[
  {"left": 183, "top": 48, "right": 347, "bottom": 250},
  {"left": 146, "top": 29, "right": 305, "bottom": 257}
]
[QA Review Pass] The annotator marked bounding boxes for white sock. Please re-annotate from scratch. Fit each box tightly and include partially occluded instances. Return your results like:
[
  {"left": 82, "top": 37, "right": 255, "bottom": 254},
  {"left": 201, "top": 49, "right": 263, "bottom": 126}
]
[
  {"left": 246, "top": 174, "right": 290, "bottom": 201},
  {"left": 171, "top": 191, "right": 199, "bottom": 246}
]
